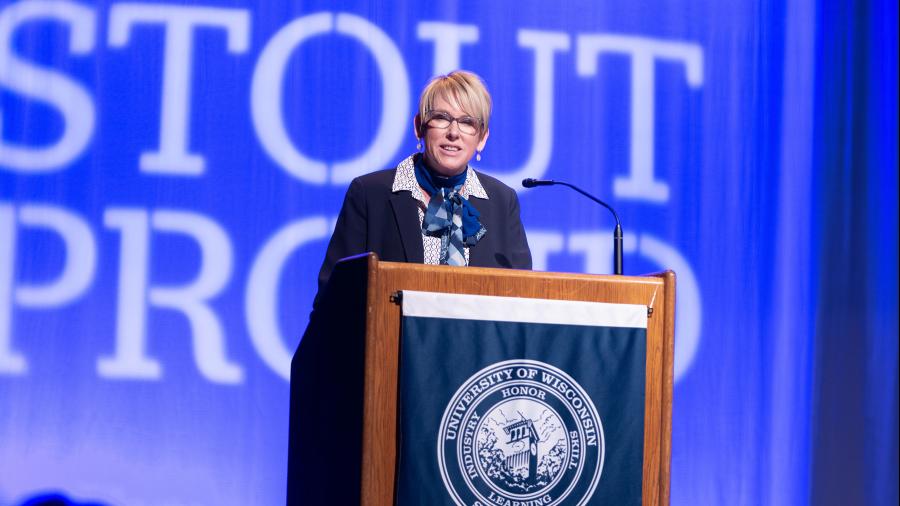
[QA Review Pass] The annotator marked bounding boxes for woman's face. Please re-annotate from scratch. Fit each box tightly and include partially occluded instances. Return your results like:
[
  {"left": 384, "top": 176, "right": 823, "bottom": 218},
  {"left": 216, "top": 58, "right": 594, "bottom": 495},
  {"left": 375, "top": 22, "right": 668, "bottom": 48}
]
[{"left": 417, "top": 94, "right": 489, "bottom": 177}]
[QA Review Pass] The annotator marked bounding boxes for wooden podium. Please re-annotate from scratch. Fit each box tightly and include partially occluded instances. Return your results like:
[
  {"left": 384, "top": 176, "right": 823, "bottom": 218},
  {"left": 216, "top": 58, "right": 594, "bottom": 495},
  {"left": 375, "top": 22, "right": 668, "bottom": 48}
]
[{"left": 287, "top": 253, "right": 675, "bottom": 505}]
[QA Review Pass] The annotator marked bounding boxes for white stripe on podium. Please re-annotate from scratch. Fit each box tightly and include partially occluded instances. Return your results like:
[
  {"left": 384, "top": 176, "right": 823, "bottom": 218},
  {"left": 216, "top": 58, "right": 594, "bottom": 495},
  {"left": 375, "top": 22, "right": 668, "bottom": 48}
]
[{"left": 401, "top": 290, "right": 647, "bottom": 329}]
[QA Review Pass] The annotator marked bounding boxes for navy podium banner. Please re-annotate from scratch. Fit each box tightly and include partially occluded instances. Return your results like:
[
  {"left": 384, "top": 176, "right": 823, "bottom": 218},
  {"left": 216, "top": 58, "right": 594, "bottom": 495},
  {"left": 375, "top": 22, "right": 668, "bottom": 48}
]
[{"left": 396, "top": 291, "right": 648, "bottom": 505}]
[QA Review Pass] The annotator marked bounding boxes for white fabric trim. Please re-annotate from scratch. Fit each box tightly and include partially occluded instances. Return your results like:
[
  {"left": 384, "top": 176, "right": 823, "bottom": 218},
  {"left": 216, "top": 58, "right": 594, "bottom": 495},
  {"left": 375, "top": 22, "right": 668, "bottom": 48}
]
[{"left": 401, "top": 290, "right": 648, "bottom": 329}]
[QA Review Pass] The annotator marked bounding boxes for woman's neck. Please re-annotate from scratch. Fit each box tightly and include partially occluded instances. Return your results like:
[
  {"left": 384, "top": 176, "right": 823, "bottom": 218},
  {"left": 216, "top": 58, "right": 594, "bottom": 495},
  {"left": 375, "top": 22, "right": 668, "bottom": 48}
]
[{"left": 420, "top": 153, "right": 467, "bottom": 178}]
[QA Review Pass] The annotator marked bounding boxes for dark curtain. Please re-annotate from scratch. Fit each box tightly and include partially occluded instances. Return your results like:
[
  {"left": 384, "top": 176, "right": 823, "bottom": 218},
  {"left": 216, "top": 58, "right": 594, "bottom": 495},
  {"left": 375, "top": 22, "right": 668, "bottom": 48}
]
[{"left": 810, "top": 0, "right": 899, "bottom": 504}]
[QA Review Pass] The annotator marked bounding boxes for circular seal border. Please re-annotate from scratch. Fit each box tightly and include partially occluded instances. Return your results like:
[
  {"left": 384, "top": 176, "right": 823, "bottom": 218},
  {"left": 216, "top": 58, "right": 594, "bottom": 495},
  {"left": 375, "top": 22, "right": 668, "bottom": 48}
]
[{"left": 437, "top": 359, "right": 605, "bottom": 506}]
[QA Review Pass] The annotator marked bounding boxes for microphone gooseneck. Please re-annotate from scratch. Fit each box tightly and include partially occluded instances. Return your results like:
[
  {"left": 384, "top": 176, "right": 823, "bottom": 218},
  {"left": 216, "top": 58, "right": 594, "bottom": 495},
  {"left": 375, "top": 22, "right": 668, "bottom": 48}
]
[{"left": 522, "top": 178, "right": 624, "bottom": 275}]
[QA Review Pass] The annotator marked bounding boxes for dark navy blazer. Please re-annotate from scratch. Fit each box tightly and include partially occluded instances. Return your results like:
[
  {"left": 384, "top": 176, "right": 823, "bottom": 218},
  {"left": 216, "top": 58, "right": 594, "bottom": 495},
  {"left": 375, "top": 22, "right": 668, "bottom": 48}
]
[{"left": 316, "top": 166, "right": 533, "bottom": 293}]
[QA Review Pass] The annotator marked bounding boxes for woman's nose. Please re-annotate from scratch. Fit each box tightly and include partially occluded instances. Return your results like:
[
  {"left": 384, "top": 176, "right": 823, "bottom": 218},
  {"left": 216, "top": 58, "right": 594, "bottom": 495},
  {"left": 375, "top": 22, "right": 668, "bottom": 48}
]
[{"left": 445, "top": 122, "right": 461, "bottom": 138}]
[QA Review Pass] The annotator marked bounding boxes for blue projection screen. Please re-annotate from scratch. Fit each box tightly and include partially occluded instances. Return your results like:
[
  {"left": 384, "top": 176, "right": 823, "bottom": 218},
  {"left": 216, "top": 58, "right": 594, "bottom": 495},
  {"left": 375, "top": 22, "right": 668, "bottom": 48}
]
[{"left": 1, "top": 0, "right": 824, "bottom": 504}]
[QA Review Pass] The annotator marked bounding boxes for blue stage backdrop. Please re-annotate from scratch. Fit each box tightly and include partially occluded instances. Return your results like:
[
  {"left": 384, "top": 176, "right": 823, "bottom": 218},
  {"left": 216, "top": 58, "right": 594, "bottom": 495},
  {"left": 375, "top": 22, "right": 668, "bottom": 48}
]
[{"left": 0, "top": 1, "right": 896, "bottom": 505}]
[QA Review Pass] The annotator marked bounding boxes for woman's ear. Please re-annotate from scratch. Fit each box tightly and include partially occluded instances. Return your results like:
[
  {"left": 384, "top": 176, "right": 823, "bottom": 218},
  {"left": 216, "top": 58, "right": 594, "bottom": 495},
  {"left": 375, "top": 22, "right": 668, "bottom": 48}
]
[
  {"left": 477, "top": 128, "right": 490, "bottom": 151},
  {"left": 413, "top": 114, "right": 423, "bottom": 140}
]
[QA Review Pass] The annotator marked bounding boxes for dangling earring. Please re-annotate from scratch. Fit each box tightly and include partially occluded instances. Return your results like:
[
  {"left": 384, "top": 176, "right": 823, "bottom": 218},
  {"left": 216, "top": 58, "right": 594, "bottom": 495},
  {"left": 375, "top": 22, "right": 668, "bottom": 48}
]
[
  {"left": 476, "top": 150, "right": 482, "bottom": 162},
  {"left": 417, "top": 139, "right": 422, "bottom": 151}
]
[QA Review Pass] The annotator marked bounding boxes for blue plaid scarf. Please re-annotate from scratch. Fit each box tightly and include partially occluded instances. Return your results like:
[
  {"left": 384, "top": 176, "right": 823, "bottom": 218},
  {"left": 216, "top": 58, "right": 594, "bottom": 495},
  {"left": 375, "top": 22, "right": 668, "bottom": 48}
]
[{"left": 413, "top": 155, "right": 487, "bottom": 265}]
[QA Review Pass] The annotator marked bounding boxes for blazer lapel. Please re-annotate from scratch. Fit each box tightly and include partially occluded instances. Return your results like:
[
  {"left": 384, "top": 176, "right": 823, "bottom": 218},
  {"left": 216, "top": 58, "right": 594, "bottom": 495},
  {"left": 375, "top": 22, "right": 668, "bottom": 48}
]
[{"left": 390, "top": 192, "right": 424, "bottom": 263}]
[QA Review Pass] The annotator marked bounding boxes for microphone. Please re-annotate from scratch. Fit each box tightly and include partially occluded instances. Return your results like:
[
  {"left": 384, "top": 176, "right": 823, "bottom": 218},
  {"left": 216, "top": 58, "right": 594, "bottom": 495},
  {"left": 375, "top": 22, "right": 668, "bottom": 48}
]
[
  {"left": 521, "top": 178, "right": 554, "bottom": 188},
  {"left": 522, "top": 178, "right": 624, "bottom": 275}
]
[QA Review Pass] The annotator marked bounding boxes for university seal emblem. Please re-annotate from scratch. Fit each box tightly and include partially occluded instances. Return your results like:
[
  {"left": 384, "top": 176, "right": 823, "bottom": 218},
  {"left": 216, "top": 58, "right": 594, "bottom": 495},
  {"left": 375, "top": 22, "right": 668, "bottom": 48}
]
[{"left": 437, "top": 359, "right": 604, "bottom": 506}]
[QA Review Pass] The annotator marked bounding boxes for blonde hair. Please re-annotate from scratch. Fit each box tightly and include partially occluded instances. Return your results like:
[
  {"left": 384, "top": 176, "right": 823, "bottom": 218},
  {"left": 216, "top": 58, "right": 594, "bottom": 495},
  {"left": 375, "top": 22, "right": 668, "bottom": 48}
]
[{"left": 417, "top": 70, "right": 492, "bottom": 136}]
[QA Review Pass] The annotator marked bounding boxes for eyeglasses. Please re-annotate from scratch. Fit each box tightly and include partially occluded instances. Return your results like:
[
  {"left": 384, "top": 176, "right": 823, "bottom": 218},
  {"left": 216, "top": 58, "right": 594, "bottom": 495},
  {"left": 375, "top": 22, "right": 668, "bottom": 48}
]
[{"left": 424, "top": 111, "right": 483, "bottom": 136}]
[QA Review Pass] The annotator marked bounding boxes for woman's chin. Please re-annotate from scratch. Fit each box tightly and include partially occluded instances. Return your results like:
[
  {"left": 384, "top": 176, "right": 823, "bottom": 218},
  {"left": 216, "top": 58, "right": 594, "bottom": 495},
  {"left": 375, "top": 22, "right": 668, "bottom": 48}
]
[{"left": 426, "top": 155, "right": 468, "bottom": 176}]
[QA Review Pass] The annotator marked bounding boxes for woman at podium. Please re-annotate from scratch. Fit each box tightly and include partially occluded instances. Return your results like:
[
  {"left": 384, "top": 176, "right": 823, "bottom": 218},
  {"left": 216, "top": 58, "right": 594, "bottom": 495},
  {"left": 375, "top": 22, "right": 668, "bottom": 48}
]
[{"left": 315, "top": 70, "right": 532, "bottom": 293}]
